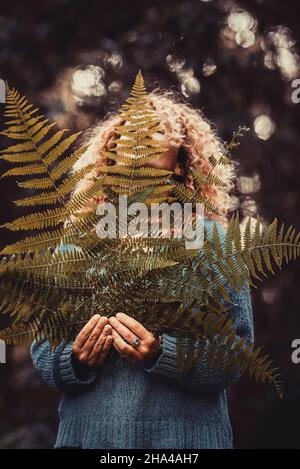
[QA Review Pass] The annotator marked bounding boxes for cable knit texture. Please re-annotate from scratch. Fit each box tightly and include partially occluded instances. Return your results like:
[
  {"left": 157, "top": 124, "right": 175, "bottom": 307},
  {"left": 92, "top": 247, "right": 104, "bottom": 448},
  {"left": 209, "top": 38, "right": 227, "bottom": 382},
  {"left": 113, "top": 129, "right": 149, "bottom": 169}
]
[{"left": 30, "top": 220, "right": 254, "bottom": 449}]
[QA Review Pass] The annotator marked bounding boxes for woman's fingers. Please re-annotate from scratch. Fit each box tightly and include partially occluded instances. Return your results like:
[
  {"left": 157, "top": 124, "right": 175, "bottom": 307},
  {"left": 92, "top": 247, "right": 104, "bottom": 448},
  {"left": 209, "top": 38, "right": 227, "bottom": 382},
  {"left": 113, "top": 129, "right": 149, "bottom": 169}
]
[
  {"left": 74, "top": 313, "right": 158, "bottom": 367},
  {"left": 72, "top": 315, "right": 111, "bottom": 367},
  {"left": 111, "top": 328, "right": 141, "bottom": 361},
  {"left": 91, "top": 324, "right": 112, "bottom": 356},
  {"left": 109, "top": 316, "right": 137, "bottom": 345},
  {"left": 93, "top": 335, "right": 113, "bottom": 366},
  {"left": 84, "top": 317, "right": 109, "bottom": 355},
  {"left": 113, "top": 313, "right": 153, "bottom": 344},
  {"left": 88, "top": 326, "right": 113, "bottom": 366},
  {"left": 108, "top": 315, "right": 162, "bottom": 366},
  {"left": 74, "top": 314, "right": 103, "bottom": 349}
]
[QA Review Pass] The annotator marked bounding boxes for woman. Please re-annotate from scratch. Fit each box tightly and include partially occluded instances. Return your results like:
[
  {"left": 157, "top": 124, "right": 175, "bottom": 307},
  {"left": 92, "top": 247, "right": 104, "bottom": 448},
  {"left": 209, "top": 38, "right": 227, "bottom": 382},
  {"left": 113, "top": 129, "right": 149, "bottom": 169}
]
[{"left": 30, "top": 87, "right": 254, "bottom": 449}]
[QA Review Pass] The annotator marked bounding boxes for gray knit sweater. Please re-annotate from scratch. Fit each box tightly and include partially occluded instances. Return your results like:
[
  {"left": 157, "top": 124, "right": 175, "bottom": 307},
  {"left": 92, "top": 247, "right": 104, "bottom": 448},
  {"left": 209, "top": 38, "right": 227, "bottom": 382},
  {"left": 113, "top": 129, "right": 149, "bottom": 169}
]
[{"left": 30, "top": 221, "right": 254, "bottom": 449}]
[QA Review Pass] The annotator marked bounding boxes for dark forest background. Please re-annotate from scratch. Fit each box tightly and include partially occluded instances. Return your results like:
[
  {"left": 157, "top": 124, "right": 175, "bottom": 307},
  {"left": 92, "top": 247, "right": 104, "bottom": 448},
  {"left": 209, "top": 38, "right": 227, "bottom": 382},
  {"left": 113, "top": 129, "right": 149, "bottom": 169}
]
[{"left": 0, "top": 0, "right": 300, "bottom": 448}]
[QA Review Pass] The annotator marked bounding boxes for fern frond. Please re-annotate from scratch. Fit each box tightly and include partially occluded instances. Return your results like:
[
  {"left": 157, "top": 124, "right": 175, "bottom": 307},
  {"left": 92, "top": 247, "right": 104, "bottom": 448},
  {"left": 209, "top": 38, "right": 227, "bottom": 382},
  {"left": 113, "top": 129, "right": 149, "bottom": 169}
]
[
  {"left": 1, "top": 207, "right": 69, "bottom": 231},
  {"left": 171, "top": 180, "right": 221, "bottom": 215},
  {"left": 0, "top": 229, "right": 67, "bottom": 255},
  {"left": 97, "top": 165, "right": 172, "bottom": 178}
]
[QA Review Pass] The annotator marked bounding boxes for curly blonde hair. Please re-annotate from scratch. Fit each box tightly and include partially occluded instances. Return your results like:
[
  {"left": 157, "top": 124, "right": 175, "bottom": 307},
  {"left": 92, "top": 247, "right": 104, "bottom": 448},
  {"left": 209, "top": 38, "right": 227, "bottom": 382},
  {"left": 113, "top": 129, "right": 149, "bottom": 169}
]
[{"left": 72, "top": 88, "right": 238, "bottom": 228}]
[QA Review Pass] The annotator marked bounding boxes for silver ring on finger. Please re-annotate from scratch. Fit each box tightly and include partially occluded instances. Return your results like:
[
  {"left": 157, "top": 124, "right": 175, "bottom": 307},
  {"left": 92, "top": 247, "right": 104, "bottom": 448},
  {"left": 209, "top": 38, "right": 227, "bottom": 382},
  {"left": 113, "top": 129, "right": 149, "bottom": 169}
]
[{"left": 131, "top": 336, "right": 141, "bottom": 348}]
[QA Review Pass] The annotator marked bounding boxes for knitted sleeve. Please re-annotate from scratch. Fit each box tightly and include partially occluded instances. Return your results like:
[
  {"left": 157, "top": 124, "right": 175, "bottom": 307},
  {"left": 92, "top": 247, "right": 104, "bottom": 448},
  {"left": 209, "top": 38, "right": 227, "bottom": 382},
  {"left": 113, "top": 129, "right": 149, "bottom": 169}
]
[
  {"left": 144, "top": 281, "right": 254, "bottom": 393},
  {"left": 30, "top": 339, "right": 100, "bottom": 393}
]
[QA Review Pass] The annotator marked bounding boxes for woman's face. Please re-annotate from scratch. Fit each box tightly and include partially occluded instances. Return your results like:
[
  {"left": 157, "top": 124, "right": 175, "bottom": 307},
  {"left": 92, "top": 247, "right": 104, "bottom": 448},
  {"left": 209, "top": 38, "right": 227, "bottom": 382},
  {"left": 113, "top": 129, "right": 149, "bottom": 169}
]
[
  {"left": 117, "top": 123, "right": 179, "bottom": 173},
  {"left": 146, "top": 130, "right": 179, "bottom": 172}
]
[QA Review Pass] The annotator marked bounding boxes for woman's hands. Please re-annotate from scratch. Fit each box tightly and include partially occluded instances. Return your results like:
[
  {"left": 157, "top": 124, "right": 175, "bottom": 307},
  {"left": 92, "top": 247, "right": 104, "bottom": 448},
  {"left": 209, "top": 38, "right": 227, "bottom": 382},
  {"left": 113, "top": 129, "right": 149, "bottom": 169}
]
[
  {"left": 72, "top": 312, "right": 162, "bottom": 369},
  {"left": 109, "top": 312, "right": 162, "bottom": 367},
  {"left": 72, "top": 314, "right": 113, "bottom": 368}
]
